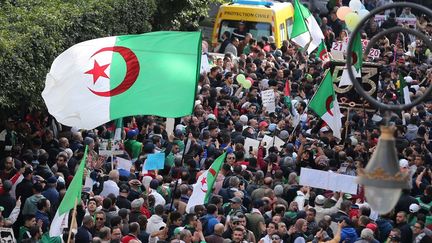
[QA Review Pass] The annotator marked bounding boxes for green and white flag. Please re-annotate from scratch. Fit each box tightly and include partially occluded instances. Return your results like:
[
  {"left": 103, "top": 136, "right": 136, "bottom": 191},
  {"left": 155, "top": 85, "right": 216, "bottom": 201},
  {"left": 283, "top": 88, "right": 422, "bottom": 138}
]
[
  {"left": 398, "top": 74, "right": 411, "bottom": 105},
  {"left": 112, "top": 118, "right": 123, "bottom": 141},
  {"left": 317, "top": 40, "right": 331, "bottom": 65},
  {"left": 49, "top": 146, "right": 88, "bottom": 237},
  {"left": 339, "top": 33, "right": 363, "bottom": 87},
  {"left": 291, "top": 0, "right": 310, "bottom": 50},
  {"left": 186, "top": 152, "right": 226, "bottom": 212},
  {"left": 299, "top": 2, "right": 324, "bottom": 54},
  {"left": 309, "top": 71, "right": 342, "bottom": 139},
  {"left": 43, "top": 32, "right": 202, "bottom": 129},
  {"left": 290, "top": 0, "right": 324, "bottom": 54}
]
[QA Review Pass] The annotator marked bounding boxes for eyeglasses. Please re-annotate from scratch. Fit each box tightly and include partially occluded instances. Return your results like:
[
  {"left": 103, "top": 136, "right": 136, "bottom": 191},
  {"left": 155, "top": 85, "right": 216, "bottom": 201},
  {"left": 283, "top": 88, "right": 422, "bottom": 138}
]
[
  {"left": 96, "top": 218, "right": 104, "bottom": 221},
  {"left": 271, "top": 236, "right": 281, "bottom": 240}
]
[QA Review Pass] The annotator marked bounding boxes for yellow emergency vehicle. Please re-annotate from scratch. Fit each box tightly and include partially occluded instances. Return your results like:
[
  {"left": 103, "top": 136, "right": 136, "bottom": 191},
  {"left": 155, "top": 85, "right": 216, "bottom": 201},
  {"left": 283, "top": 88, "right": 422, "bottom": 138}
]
[{"left": 212, "top": 0, "right": 294, "bottom": 49}]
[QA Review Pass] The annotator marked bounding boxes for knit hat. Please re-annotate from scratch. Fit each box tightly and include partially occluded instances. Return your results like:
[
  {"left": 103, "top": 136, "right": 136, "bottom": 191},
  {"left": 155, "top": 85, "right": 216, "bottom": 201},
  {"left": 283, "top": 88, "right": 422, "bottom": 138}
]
[{"left": 315, "top": 195, "right": 325, "bottom": 206}]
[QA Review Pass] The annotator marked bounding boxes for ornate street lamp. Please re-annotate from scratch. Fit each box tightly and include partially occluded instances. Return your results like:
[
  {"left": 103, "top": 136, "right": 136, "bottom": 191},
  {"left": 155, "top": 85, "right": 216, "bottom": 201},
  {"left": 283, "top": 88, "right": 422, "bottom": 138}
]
[{"left": 346, "top": 2, "right": 432, "bottom": 214}]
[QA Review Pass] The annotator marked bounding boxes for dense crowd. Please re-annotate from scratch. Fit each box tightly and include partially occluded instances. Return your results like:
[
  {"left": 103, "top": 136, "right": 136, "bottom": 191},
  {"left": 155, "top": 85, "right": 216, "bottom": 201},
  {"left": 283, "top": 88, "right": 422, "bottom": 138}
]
[{"left": 1, "top": 1, "right": 432, "bottom": 243}]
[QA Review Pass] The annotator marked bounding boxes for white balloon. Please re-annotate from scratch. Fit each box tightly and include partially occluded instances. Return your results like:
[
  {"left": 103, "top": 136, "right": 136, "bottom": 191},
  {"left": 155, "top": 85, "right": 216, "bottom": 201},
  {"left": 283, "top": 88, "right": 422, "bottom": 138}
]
[
  {"left": 349, "top": 0, "right": 363, "bottom": 12},
  {"left": 358, "top": 9, "right": 370, "bottom": 19}
]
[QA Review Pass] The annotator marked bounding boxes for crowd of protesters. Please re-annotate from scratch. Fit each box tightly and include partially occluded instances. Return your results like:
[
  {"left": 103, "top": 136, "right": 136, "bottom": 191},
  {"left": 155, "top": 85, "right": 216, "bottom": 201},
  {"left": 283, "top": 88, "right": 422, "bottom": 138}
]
[{"left": 1, "top": 1, "right": 432, "bottom": 243}]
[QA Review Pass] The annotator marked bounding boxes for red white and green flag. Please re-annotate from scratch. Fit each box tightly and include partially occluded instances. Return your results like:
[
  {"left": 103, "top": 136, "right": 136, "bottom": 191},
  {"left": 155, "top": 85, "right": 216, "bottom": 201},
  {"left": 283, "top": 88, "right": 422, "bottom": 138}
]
[
  {"left": 339, "top": 33, "right": 363, "bottom": 87},
  {"left": 317, "top": 40, "right": 331, "bottom": 66},
  {"left": 186, "top": 152, "right": 226, "bottom": 212},
  {"left": 284, "top": 80, "right": 292, "bottom": 109},
  {"left": 290, "top": 0, "right": 324, "bottom": 54},
  {"left": 398, "top": 73, "right": 411, "bottom": 105},
  {"left": 43, "top": 32, "right": 202, "bottom": 130},
  {"left": 49, "top": 146, "right": 88, "bottom": 237},
  {"left": 309, "top": 71, "right": 342, "bottom": 139}
]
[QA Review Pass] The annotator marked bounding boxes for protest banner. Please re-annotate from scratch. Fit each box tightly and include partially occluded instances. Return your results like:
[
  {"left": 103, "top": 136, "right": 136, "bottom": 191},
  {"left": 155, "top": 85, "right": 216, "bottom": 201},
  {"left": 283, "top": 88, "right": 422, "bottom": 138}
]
[
  {"left": 261, "top": 89, "right": 276, "bottom": 113},
  {"left": 0, "top": 227, "right": 16, "bottom": 243},
  {"left": 299, "top": 168, "right": 358, "bottom": 194}
]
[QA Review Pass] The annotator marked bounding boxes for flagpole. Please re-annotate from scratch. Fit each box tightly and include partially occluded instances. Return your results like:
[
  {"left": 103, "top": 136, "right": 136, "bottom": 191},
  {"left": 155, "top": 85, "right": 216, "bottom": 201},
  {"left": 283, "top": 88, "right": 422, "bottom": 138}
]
[
  {"left": 67, "top": 198, "right": 78, "bottom": 243},
  {"left": 288, "top": 69, "right": 329, "bottom": 142},
  {"left": 345, "top": 108, "right": 351, "bottom": 140}
]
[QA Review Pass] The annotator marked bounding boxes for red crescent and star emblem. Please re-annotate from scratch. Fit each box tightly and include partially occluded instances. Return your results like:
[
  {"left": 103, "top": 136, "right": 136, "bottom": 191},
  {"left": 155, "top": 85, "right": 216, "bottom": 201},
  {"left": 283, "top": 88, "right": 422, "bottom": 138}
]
[
  {"left": 200, "top": 168, "right": 217, "bottom": 193},
  {"left": 85, "top": 46, "right": 140, "bottom": 97},
  {"left": 319, "top": 49, "right": 329, "bottom": 61},
  {"left": 351, "top": 52, "right": 358, "bottom": 65},
  {"left": 325, "top": 95, "right": 334, "bottom": 116}
]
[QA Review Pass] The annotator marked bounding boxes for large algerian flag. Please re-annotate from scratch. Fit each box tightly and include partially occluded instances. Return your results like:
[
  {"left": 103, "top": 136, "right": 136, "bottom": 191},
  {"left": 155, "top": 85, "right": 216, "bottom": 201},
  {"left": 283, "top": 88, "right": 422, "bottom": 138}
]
[
  {"left": 309, "top": 71, "right": 342, "bottom": 139},
  {"left": 186, "top": 152, "right": 226, "bottom": 212},
  {"left": 49, "top": 146, "right": 88, "bottom": 237},
  {"left": 339, "top": 33, "right": 363, "bottom": 87},
  {"left": 43, "top": 32, "right": 202, "bottom": 130},
  {"left": 290, "top": 0, "right": 324, "bottom": 54},
  {"left": 398, "top": 73, "right": 411, "bottom": 105}
]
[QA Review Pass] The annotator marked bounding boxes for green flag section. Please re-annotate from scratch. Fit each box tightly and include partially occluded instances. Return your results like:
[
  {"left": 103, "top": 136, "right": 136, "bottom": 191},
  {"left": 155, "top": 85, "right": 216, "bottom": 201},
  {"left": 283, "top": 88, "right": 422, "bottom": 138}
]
[
  {"left": 339, "top": 33, "right": 363, "bottom": 87},
  {"left": 112, "top": 118, "right": 123, "bottom": 141},
  {"left": 40, "top": 233, "right": 62, "bottom": 243},
  {"left": 290, "top": 0, "right": 311, "bottom": 50},
  {"left": 317, "top": 40, "right": 331, "bottom": 65},
  {"left": 186, "top": 152, "right": 227, "bottom": 212},
  {"left": 352, "top": 33, "right": 363, "bottom": 75},
  {"left": 298, "top": 2, "right": 324, "bottom": 54},
  {"left": 49, "top": 146, "right": 88, "bottom": 237},
  {"left": 398, "top": 74, "right": 411, "bottom": 105},
  {"left": 43, "top": 31, "right": 202, "bottom": 129},
  {"left": 309, "top": 71, "right": 342, "bottom": 139}
]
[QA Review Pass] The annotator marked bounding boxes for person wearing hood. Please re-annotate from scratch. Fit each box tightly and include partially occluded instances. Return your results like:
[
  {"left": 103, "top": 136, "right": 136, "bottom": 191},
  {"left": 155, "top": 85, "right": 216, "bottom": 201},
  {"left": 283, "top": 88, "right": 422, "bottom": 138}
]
[
  {"left": 22, "top": 183, "right": 45, "bottom": 216},
  {"left": 146, "top": 204, "right": 166, "bottom": 235},
  {"left": 405, "top": 116, "right": 419, "bottom": 142},
  {"left": 339, "top": 216, "right": 358, "bottom": 243}
]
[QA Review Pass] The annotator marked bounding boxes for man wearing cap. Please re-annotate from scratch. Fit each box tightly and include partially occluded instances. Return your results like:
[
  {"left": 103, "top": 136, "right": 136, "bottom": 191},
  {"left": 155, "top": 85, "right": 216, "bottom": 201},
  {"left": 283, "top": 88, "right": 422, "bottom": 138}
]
[
  {"left": 314, "top": 192, "right": 344, "bottom": 223},
  {"left": 128, "top": 179, "right": 142, "bottom": 202},
  {"left": 42, "top": 176, "right": 59, "bottom": 213},
  {"left": 129, "top": 198, "right": 145, "bottom": 223},
  {"left": 124, "top": 129, "right": 142, "bottom": 161}
]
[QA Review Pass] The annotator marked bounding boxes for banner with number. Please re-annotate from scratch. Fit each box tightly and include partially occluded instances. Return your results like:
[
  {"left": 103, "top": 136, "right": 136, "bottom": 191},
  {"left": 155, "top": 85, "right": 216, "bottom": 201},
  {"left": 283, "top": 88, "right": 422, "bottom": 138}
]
[
  {"left": 330, "top": 61, "right": 379, "bottom": 111},
  {"left": 331, "top": 38, "right": 381, "bottom": 60}
]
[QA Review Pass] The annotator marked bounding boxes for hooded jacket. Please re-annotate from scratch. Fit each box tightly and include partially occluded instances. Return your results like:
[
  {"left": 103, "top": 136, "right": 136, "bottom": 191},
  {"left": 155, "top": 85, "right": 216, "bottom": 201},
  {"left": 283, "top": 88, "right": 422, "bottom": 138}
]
[
  {"left": 341, "top": 227, "right": 358, "bottom": 243},
  {"left": 146, "top": 214, "right": 166, "bottom": 235}
]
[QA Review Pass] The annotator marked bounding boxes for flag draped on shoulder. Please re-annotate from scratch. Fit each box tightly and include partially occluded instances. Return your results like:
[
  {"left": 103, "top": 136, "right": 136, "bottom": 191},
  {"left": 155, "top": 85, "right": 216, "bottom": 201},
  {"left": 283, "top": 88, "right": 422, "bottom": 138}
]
[
  {"left": 398, "top": 73, "right": 411, "bottom": 105},
  {"left": 49, "top": 146, "right": 88, "bottom": 237},
  {"left": 290, "top": 0, "right": 324, "bottom": 54},
  {"left": 187, "top": 152, "right": 226, "bottom": 212},
  {"left": 43, "top": 31, "right": 202, "bottom": 130},
  {"left": 309, "top": 71, "right": 342, "bottom": 139}
]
